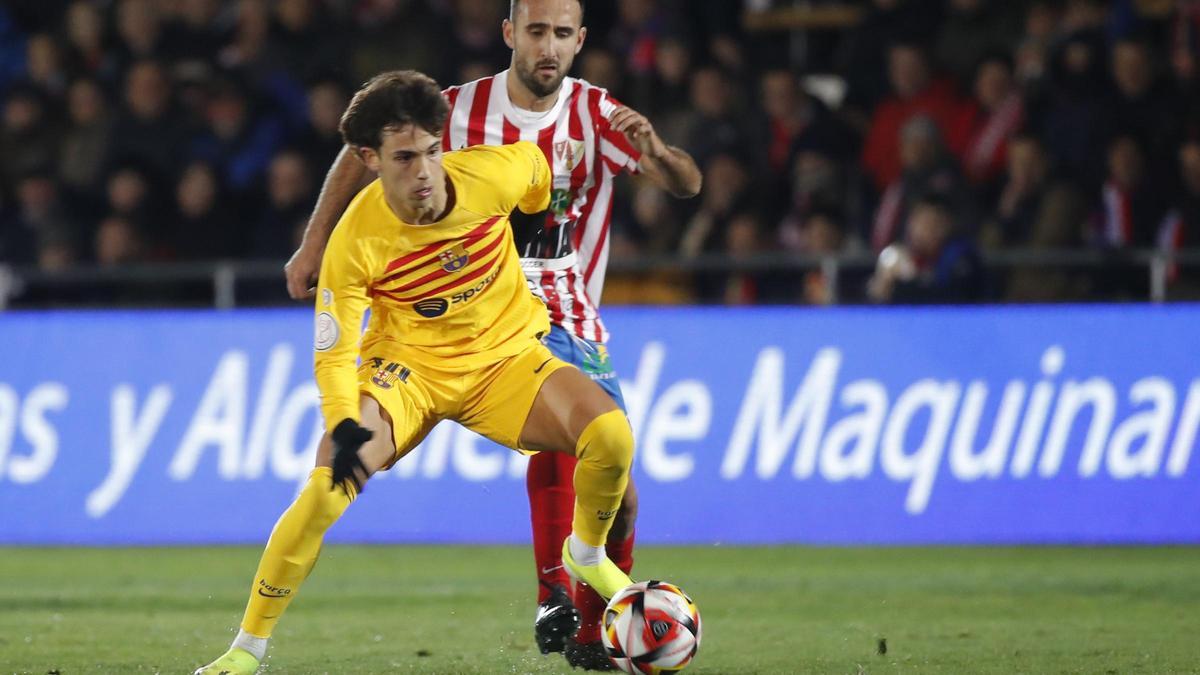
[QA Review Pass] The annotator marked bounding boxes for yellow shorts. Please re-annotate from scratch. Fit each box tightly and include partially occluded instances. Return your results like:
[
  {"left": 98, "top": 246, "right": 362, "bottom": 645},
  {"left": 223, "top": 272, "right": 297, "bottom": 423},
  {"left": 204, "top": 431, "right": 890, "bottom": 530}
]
[{"left": 355, "top": 339, "right": 570, "bottom": 465}]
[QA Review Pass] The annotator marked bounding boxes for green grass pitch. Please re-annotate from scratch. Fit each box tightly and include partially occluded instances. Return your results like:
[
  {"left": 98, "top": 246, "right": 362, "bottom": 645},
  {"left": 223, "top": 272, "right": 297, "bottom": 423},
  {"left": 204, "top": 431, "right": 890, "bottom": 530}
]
[{"left": 1, "top": 545, "right": 1198, "bottom": 674}]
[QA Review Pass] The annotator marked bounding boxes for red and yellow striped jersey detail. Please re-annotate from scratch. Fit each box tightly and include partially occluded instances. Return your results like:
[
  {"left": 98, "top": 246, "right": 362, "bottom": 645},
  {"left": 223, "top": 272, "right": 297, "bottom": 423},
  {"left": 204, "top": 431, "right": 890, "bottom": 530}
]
[{"left": 312, "top": 141, "right": 552, "bottom": 429}]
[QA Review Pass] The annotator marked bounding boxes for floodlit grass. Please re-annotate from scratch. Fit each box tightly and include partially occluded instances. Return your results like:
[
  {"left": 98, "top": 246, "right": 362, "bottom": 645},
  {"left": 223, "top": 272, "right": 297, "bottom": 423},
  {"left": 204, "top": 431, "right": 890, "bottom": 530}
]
[{"left": 1, "top": 545, "right": 1198, "bottom": 673}]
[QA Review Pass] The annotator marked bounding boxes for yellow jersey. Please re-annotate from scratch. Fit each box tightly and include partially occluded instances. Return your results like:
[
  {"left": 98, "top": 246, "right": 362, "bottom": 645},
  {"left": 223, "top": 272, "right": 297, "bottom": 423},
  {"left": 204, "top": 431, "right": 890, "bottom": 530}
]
[{"left": 313, "top": 141, "right": 552, "bottom": 429}]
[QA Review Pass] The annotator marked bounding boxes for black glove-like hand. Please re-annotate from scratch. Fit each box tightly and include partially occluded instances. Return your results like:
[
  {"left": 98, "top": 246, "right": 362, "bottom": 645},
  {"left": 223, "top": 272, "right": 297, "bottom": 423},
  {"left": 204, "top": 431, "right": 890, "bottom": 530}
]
[{"left": 330, "top": 418, "right": 373, "bottom": 495}]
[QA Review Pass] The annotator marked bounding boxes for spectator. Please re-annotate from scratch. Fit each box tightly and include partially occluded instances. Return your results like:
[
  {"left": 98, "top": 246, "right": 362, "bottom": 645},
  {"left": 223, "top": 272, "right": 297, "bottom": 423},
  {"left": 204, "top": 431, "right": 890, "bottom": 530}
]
[
  {"left": 1004, "top": 187, "right": 1091, "bottom": 302},
  {"left": 9, "top": 170, "right": 80, "bottom": 267},
  {"left": 609, "top": 0, "right": 664, "bottom": 79},
  {"left": 64, "top": 1, "right": 113, "bottom": 81},
  {"left": 795, "top": 208, "right": 849, "bottom": 306},
  {"left": 935, "top": 0, "right": 1020, "bottom": 86},
  {"left": 113, "top": 0, "right": 169, "bottom": 71},
  {"left": 37, "top": 231, "right": 77, "bottom": 273},
  {"left": 757, "top": 69, "right": 853, "bottom": 221},
  {"left": 961, "top": 52, "right": 1024, "bottom": 188},
  {"left": 107, "top": 59, "right": 189, "bottom": 178},
  {"left": 58, "top": 77, "right": 113, "bottom": 198},
  {"left": 1013, "top": 1, "right": 1060, "bottom": 88},
  {"left": 1094, "top": 135, "right": 1167, "bottom": 248},
  {"left": 0, "top": 85, "right": 59, "bottom": 189},
  {"left": 295, "top": 79, "right": 348, "bottom": 172},
  {"left": 220, "top": 0, "right": 277, "bottom": 74},
  {"left": 838, "top": 0, "right": 941, "bottom": 121},
  {"left": 778, "top": 148, "right": 850, "bottom": 252},
  {"left": 1171, "top": 2, "right": 1200, "bottom": 138},
  {"left": 580, "top": 50, "right": 625, "bottom": 98},
  {"left": 643, "top": 35, "right": 691, "bottom": 124},
  {"left": 681, "top": 153, "right": 752, "bottom": 258},
  {"left": 173, "top": 160, "right": 237, "bottom": 260},
  {"left": 273, "top": 0, "right": 348, "bottom": 82},
  {"left": 1038, "top": 29, "right": 1110, "bottom": 187},
  {"left": 347, "top": 0, "right": 452, "bottom": 85},
  {"left": 861, "top": 41, "right": 972, "bottom": 191},
  {"left": 679, "top": 67, "right": 749, "bottom": 167},
  {"left": 722, "top": 212, "right": 765, "bottom": 305},
  {"left": 94, "top": 215, "right": 145, "bottom": 266},
  {"left": 760, "top": 69, "right": 853, "bottom": 174},
  {"left": 25, "top": 32, "right": 69, "bottom": 99},
  {"left": 625, "top": 184, "right": 682, "bottom": 254},
  {"left": 189, "top": 76, "right": 285, "bottom": 196},
  {"left": 104, "top": 161, "right": 164, "bottom": 233},
  {"left": 983, "top": 134, "right": 1075, "bottom": 247},
  {"left": 1108, "top": 38, "right": 1180, "bottom": 173},
  {"left": 250, "top": 149, "right": 314, "bottom": 259},
  {"left": 169, "top": 0, "right": 226, "bottom": 67},
  {"left": 869, "top": 194, "right": 984, "bottom": 304},
  {"left": 440, "top": 0, "right": 508, "bottom": 83},
  {"left": 870, "top": 115, "right": 966, "bottom": 251},
  {"left": 1157, "top": 140, "right": 1200, "bottom": 294}
]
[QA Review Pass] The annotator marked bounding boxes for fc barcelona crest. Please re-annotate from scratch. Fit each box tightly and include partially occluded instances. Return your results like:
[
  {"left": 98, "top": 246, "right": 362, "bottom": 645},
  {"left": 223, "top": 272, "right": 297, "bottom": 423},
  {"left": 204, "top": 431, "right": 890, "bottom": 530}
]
[
  {"left": 438, "top": 244, "right": 469, "bottom": 272},
  {"left": 371, "top": 361, "right": 410, "bottom": 389}
]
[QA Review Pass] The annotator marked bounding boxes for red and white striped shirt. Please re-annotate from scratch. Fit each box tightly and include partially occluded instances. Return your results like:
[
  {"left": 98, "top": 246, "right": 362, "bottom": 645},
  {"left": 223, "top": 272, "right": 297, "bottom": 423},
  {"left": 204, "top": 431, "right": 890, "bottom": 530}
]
[{"left": 440, "top": 70, "right": 641, "bottom": 342}]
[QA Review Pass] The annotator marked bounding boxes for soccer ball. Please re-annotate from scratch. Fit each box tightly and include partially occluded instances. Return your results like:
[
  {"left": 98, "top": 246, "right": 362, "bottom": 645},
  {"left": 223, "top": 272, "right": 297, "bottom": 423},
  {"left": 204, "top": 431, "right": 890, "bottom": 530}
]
[{"left": 601, "top": 580, "right": 701, "bottom": 674}]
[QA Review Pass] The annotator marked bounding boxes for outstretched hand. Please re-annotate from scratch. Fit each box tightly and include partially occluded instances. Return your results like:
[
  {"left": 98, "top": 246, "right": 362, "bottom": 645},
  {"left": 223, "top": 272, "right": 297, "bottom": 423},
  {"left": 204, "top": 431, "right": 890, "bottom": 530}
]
[
  {"left": 284, "top": 244, "right": 322, "bottom": 300},
  {"left": 609, "top": 106, "right": 667, "bottom": 159},
  {"left": 330, "top": 419, "right": 373, "bottom": 495}
]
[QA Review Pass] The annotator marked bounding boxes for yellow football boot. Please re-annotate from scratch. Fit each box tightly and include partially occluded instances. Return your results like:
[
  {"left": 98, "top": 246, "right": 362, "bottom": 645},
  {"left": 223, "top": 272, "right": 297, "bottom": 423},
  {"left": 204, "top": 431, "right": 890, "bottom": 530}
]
[
  {"left": 193, "top": 646, "right": 260, "bottom": 675},
  {"left": 561, "top": 538, "right": 634, "bottom": 600}
]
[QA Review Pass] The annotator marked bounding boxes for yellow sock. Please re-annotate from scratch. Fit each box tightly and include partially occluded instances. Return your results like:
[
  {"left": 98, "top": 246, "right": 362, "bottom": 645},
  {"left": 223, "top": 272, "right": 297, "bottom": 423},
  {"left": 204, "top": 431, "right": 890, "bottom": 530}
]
[
  {"left": 571, "top": 409, "right": 634, "bottom": 547},
  {"left": 239, "top": 467, "right": 354, "bottom": 637}
]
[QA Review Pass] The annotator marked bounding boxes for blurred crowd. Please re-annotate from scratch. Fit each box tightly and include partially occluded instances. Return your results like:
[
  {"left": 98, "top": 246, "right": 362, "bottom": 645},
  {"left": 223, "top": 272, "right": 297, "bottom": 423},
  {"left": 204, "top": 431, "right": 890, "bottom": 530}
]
[{"left": 1, "top": 0, "right": 1199, "bottom": 306}]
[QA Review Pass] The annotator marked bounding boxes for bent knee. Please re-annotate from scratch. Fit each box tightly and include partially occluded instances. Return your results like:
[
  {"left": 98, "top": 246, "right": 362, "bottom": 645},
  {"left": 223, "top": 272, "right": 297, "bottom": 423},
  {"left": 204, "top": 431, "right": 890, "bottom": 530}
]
[
  {"left": 577, "top": 409, "right": 634, "bottom": 475},
  {"left": 296, "top": 467, "right": 353, "bottom": 530}
]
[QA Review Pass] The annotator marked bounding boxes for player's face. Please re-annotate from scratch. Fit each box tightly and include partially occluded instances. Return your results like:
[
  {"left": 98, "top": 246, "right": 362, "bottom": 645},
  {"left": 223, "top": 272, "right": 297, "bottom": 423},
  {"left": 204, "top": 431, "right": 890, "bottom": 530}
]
[
  {"left": 504, "top": 0, "right": 586, "bottom": 98},
  {"left": 360, "top": 125, "right": 445, "bottom": 218}
]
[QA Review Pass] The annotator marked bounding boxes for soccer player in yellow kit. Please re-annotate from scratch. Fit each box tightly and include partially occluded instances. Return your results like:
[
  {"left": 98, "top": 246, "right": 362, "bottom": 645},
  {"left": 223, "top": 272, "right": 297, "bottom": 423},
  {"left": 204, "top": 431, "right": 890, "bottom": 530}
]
[{"left": 195, "top": 70, "right": 636, "bottom": 674}]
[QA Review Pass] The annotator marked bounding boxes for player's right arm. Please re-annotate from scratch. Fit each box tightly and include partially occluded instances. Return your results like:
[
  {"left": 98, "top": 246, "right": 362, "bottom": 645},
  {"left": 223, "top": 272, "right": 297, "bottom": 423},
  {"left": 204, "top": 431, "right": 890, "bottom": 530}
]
[
  {"left": 312, "top": 214, "right": 372, "bottom": 433},
  {"left": 511, "top": 140, "right": 552, "bottom": 214},
  {"left": 285, "top": 145, "right": 373, "bottom": 299}
]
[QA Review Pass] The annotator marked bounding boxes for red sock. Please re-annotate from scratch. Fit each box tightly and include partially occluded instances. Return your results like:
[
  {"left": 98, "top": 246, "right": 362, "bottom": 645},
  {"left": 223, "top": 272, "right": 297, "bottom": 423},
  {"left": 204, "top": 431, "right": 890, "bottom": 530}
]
[
  {"left": 526, "top": 450, "right": 576, "bottom": 603},
  {"left": 575, "top": 529, "right": 636, "bottom": 644},
  {"left": 608, "top": 528, "right": 636, "bottom": 575}
]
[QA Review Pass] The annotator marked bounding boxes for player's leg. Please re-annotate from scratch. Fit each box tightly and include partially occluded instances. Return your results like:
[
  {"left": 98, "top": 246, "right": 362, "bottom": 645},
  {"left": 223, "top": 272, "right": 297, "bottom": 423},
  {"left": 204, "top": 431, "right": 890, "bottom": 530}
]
[
  {"left": 519, "top": 367, "right": 635, "bottom": 600},
  {"left": 457, "top": 343, "right": 634, "bottom": 601},
  {"left": 567, "top": 480, "right": 637, "bottom": 668},
  {"left": 195, "top": 394, "right": 401, "bottom": 674},
  {"left": 525, "top": 327, "right": 585, "bottom": 653},
  {"left": 526, "top": 449, "right": 581, "bottom": 653},
  {"left": 531, "top": 330, "right": 639, "bottom": 667}
]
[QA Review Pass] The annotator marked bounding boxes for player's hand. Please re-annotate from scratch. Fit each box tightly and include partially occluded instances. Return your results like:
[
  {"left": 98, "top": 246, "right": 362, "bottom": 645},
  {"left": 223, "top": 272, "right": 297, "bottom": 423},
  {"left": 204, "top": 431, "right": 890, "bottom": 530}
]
[
  {"left": 284, "top": 243, "right": 323, "bottom": 300},
  {"left": 330, "top": 418, "right": 373, "bottom": 495},
  {"left": 609, "top": 106, "right": 668, "bottom": 159}
]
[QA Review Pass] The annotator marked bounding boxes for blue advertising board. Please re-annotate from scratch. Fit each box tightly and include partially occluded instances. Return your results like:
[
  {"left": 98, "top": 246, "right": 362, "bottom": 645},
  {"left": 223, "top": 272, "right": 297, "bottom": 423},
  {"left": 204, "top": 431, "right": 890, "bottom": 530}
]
[{"left": 1, "top": 305, "right": 1198, "bottom": 545}]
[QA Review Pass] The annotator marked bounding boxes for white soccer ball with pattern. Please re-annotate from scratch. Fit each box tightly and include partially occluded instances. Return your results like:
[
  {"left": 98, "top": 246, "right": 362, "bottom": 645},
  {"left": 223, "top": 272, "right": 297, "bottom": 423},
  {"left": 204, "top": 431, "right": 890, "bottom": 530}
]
[{"left": 601, "top": 580, "right": 701, "bottom": 674}]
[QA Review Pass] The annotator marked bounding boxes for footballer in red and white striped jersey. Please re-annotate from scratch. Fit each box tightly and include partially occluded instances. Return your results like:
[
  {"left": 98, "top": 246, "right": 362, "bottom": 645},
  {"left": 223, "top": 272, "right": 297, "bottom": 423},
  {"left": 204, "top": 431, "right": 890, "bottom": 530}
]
[{"left": 438, "top": 69, "right": 641, "bottom": 343}]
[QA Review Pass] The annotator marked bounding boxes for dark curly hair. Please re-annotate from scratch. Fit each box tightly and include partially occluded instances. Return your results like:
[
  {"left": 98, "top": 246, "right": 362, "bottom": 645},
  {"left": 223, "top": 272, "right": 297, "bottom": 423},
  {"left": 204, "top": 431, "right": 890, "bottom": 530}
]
[{"left": 339, "top": 70, "right": 448, "bottom": 149}]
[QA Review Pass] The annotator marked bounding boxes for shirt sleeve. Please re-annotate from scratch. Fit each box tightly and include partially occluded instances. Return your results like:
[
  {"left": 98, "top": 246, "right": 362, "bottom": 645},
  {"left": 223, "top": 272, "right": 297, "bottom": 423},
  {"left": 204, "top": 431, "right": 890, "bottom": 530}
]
[
  {"left": 597, "top": 92, "right": 642, "bottom": 175},
  {"left": 313, "top": 218, "right": 371, "bottom": 431},
  {"left": 513, "top": 141, "right": 552, "bottom": 214}
]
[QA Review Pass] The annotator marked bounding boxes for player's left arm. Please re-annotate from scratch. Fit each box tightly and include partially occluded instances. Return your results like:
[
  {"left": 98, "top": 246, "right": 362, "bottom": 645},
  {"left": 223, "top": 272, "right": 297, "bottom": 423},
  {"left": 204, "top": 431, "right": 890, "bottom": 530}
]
[{"left": 609, "top": 105, "right": 702, "bottom": 198}]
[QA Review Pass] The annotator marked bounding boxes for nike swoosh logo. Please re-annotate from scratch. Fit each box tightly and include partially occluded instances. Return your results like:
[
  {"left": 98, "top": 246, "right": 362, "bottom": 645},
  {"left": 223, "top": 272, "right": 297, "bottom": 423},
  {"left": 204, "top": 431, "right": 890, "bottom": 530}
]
[
  {"left": 533, "top": 358, "right": 554, "bottom": 374},
  {"left": 598, "top": 513, "right": 615, "bottom": 520},
  {"left": 541, "top": 565, "right": 563, "bottom": 574},
  {"left": 257, "top": 589, "right": 289, "bottom": 598}
]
